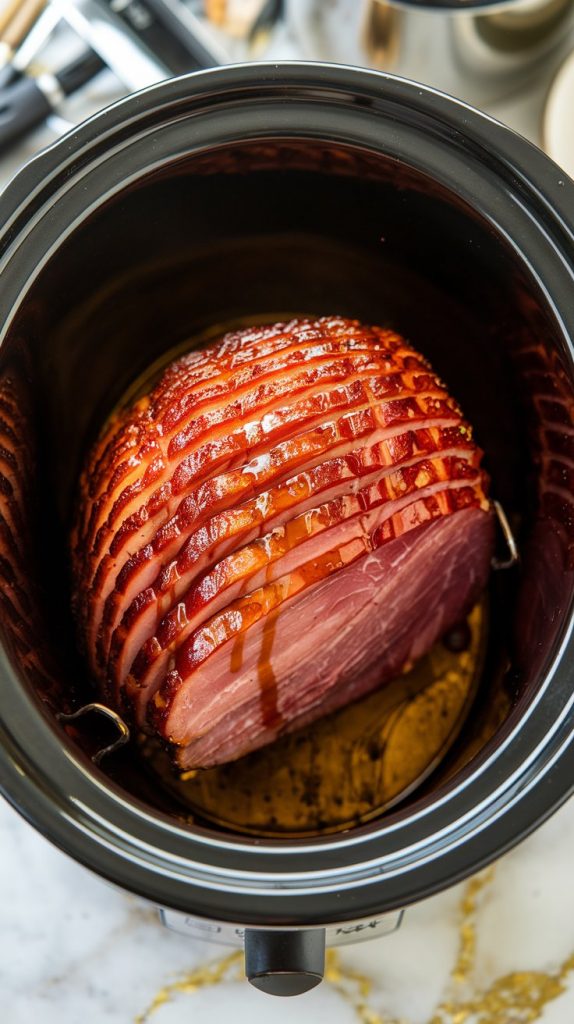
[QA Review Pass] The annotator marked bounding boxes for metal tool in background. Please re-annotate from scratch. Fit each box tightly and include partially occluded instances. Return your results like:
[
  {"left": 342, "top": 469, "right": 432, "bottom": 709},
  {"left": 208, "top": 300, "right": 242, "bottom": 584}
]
[
  {"left": 102, "top": 0, "right": 205, "bottom": 74},
  {"left": 0, "top": 43, "right": 105, "bottom": 149},
  {"left": 52, "top": 0, "right": 173, "bottom": 89},
  {"left": 0, "top": 0, "right": 167, "bottom": 153},
  {"left": 0, "top": 0, "right": 227, "bottom": 154},
  {"left": 0, "top": 2, "right": 61, "bottom": 87}
]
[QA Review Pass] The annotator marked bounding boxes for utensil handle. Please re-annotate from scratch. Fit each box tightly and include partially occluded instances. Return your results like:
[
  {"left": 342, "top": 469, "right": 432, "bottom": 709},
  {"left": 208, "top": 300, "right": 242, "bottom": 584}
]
[
  {"left": 0, "top": 73, "right": 51, "bottom": 150},
  {"left": 2, "top": 0, "right": 45, "bottom": 50}
]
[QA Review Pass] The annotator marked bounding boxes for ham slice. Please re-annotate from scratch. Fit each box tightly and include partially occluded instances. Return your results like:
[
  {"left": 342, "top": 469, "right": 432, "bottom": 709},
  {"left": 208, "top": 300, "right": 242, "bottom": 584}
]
[{"left": 72, "top": 317, "right": 494, "bottom": 768}]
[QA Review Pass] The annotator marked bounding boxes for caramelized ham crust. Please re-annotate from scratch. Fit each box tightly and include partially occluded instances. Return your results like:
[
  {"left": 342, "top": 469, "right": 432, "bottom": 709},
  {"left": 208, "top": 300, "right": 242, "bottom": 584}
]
[{"left": 72, "top": 317, "right": 494, "bottom": 768}]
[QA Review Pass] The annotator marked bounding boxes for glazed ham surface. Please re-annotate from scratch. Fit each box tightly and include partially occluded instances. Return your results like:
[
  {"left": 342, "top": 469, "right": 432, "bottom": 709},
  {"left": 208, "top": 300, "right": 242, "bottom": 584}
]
[{"left": 72, "top": 317, "right": 494, "bottom": 769}]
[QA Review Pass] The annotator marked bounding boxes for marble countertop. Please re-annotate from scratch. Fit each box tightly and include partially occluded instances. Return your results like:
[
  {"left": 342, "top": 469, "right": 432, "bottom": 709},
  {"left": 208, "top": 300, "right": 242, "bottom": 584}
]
[
  {"left": 3, "top": 793, "right": 574, "bottom": 1023},
  {"left": 2, "top": 2, "right": 574, "bottom": 1021}
]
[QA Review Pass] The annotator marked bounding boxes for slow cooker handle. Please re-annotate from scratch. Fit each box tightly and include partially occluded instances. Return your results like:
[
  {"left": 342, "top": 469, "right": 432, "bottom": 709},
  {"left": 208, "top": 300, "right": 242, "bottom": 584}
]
[{"left": 244, "top": 927, "right": 326, "bottom": 997}]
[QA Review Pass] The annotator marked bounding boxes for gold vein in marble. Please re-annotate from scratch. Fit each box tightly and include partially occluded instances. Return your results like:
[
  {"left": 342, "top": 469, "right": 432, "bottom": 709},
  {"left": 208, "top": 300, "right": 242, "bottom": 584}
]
[
  {"left": 134, "top": 951, "right": 244, "bottom": 1023},
  {"left": 135, "top": 870, "right": 574, "bottom": 1024},
  {"left": 431, "top": 869, "right": 574, "bottom": 1024},
  {"left": 450, "top": 867, "right": 494, "bottom": 987}
]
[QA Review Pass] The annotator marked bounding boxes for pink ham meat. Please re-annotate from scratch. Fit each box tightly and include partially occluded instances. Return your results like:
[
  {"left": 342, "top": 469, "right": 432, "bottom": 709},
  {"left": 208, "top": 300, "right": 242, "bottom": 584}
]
[{"left": 72, "top": 317, "right": 494, "bottom": 769}]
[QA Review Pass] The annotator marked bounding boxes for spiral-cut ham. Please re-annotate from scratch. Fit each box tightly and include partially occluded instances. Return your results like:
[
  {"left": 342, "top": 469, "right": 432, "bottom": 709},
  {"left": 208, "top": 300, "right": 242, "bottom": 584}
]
[{"left": 72, "top": 317, "right": 494, "bottom": 768}]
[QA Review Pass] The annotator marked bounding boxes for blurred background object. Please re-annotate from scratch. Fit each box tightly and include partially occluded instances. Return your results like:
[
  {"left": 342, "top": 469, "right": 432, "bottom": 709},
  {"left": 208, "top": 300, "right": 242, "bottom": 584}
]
[
  {"left": 543, "top": 44, "right": 574, "bottom": 177},
  {"left": 0, "top": 0, "right": 45, "bottom": 66},
  {"left": 287, "top": 0, "right": 574, "bottom": 136},
  {"left": 453, "top": 0, "right": 574, "bottom": 77},
  {"left": 204, "top": 0, "right": 284, "bottom": 46},
  {"left": 0, "top": 0, "right": 572, "bottom": 179}
]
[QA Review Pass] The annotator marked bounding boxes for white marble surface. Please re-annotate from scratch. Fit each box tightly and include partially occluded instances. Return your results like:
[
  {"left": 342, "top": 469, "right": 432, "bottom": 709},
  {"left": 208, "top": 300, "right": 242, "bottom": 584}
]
[
  {"left": 2, "top": 2, "right": 574, "bottom": 1021},
  {"left": 3, "top": 793, "right": 574, "bottom": 1022}
]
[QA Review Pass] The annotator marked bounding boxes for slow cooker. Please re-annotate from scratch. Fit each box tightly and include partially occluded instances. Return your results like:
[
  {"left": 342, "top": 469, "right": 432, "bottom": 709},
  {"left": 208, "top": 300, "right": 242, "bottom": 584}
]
[{"left": 1, "top": 63, "right": 574, "bottom": 997}]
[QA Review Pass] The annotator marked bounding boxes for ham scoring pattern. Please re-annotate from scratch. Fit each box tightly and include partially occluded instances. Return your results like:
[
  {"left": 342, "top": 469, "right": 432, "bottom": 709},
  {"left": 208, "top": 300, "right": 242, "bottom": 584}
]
[{"left": 72, "top": 317, "right": 494, "bottom": 769}]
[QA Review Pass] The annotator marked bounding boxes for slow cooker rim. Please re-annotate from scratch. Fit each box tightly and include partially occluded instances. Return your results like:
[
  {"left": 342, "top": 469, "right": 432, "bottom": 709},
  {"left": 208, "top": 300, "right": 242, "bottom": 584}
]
[
  {"left": 1, "top": 62, "right": 573, "bottom": 250},
  {"left": 1, "top": 62, "right": 574, "bottom": 924},
  {"left": 2, "top": 672, "right": 574, "bottom": 923}
]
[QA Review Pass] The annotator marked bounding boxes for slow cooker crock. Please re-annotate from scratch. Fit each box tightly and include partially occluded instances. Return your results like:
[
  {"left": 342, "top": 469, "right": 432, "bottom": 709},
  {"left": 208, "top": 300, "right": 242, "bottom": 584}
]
[{"left": 1, "top": 63, "right": 574, "bottom": 995}]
